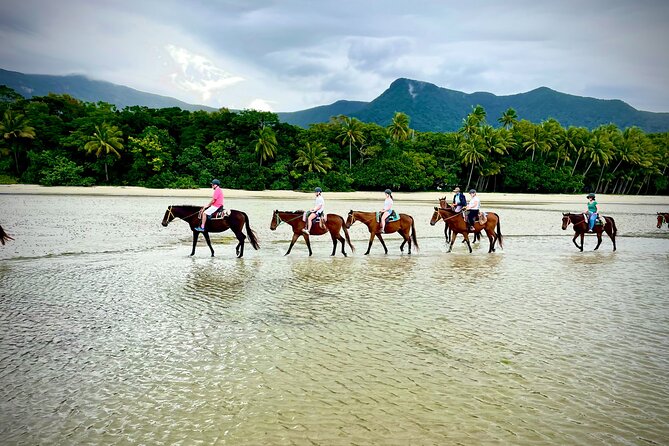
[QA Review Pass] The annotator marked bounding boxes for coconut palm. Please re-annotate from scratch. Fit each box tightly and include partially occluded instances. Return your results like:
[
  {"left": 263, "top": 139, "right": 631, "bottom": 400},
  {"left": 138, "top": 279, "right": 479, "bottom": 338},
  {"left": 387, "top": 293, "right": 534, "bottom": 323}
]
[
  {"left": 335, "top": 116, "right": 365, "bottom": 169},
  {"left": 0, "top": 110, "right": 36, "bottom": 175},
  {"left": 459, "top": 135, "right": 487, "bottom": 190},
  {"left": 295, "top": 142, "right": 332, "bottom": 174},
  {"left": 84, "top": 122, "right": 123, "bottom": 182},
  {"left": 498, "top": 108, "right": 518, "bottom": 129},
  {"left": 387, "top": 112, "right": 411, "bottom": 143},
  {"left": 522, "top": 124, "right": 550, "bottom": 161},
  {"left": 254, "top": 125, "right": 278, "bottom": 166}
]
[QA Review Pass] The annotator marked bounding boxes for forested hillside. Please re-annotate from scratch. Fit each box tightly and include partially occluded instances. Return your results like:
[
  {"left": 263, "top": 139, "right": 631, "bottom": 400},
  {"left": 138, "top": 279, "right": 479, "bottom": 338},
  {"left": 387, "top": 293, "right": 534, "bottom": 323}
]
[{"left": 1, "top": 86, "right": 667, "bottom": 195}]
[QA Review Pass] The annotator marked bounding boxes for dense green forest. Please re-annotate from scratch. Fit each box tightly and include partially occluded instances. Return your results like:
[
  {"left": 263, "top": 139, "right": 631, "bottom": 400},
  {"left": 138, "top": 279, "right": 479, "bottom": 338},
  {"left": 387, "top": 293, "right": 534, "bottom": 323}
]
[{"left": 1, "top": 85, "right": 667, "bottom": 194}]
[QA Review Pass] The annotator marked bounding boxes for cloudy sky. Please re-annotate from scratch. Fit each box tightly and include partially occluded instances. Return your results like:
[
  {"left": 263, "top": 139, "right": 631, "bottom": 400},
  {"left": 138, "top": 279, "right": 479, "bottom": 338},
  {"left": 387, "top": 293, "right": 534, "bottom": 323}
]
[{"left": 1, "top": 0, "right": 667, "bottom": 112}]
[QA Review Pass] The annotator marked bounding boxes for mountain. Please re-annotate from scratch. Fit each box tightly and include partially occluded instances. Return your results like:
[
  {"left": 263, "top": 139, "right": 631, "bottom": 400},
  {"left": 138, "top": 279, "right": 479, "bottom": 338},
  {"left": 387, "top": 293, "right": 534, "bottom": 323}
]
[
  {"left": 0, "top": 68, "right": 217, "bottom": 112},
  {"left": 278, "top": 78, "right": 669, "bottom": 133}
]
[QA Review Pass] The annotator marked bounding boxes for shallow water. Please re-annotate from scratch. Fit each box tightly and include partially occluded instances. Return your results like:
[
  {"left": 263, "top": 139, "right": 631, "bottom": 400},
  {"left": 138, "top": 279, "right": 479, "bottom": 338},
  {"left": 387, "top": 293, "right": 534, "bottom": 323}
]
[{"left": 1, "top": 194, "right": 669, "bottom": 445}]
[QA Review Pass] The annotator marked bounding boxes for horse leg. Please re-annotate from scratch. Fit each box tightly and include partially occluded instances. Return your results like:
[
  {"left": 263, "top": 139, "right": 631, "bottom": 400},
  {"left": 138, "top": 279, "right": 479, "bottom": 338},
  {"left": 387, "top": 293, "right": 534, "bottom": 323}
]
[
  {"left": 571, "top": 232, "right": 581, "bottom": 251},
  {"left": 203, "top": 231, "right": 215, "bottom": 257},
  {"left": 231, "top": 227, "right": 246, "bottom": 258},
  {"left": 191, "top": 231, "right": 199, "bottom": 256},
  {"left": 330, "top": 232, "right": 338, "bottom": 256},
  {"left": 447, "top": 233, "right": 456, "bottom": 253},
  {"left": 303, "top": 233, "right": 313, "bottom": 256},
  {"left": 337, "top": 233, "right": 347, "bottom": 257},
  {"left": 376, "top": 234, "right": 389, "bottom": 254},
  {"left": 594, "top": 229, "right": 603, "bottom": 251},
  {"left": 364, "top": 232, "right": 375, "bottom": 255},
  {"left": 285, "top": 233, "right": 300, "bottom": 256},
  {"left": 444, "top": 226, "right": 450, "bottom": 243},
  {"left": 485, "top": 229, "right": 494, "bottom": 253},
  {"left": 464, "top": 234, "right": 472, "bottom": 253},
  {"left": 608, "top": 226, "right": 617, "bottom": 251}
]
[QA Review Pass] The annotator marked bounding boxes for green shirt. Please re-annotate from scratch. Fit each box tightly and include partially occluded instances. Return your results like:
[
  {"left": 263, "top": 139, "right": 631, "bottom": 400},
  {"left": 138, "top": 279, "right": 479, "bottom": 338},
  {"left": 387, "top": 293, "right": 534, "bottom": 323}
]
[{"left": 587, "top": 200, "right": 598, "bottom": 213}]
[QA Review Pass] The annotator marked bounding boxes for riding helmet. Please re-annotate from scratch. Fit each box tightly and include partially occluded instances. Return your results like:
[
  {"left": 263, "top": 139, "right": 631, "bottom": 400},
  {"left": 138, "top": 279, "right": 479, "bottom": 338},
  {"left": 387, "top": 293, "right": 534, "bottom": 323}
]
[
  {"left": 211, "top": 179, "right": 221, "bottom": 186},
  {"left": 469, "top": 189, "right": 476, "bottom": 194},
  {"left": 315, "top": 187, "right": 322, "bottom": 193},
  {"left": 384, "top": 189, "right": 392, "bottom": 195},
  {"left": 587, "top": 193, "right": 595, "bottom": 198}
]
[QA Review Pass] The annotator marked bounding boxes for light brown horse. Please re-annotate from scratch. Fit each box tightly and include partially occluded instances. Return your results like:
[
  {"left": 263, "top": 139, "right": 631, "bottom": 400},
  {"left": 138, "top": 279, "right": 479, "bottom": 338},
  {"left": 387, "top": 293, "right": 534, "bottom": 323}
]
[
  {"left": 657, "top": 212, "right": 669, "bottom": 229},
  {"left": 162, "top": 205, "right": 260, "bottom": 257},
  {"left": 430, "top": 207, "right": 502, "bottom": 253},
  {"left": 561, "top": 212, "right": 617, "bottom": 251},
  {"left": 438, "top": 198, "right": 481, "bottom": 243},
  {"left": 345, "top": 210, "right": 418, "bottom": 255},
  {"left": 0, "top": 224, "right": 13, "bottom": 245},
  {"left": 270, "top": 210, "right": 354, "bottom": 256}
]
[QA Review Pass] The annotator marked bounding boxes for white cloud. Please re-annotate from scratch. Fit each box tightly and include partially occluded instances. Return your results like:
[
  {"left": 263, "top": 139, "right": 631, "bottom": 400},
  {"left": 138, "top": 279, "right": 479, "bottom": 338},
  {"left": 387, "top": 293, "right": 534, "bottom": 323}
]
[
  {"left": 248, "top": 98, "right": 274, "bottom": 112},
  {"left": 165, "top": 44, "right": 244, "bottom": 101}
]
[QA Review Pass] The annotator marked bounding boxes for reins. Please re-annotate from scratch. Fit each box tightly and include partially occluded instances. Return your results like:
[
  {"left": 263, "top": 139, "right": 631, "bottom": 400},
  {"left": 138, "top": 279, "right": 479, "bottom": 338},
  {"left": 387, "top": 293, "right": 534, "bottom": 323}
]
[
  {"left": 164, "top": 206, "right": 202, "bottom": 225},
  {"left": 439, "top": 208, "right": 466, "bottom": 222},
  {"left": 274, "top": 212, "right": 306, "bottom": 227}
]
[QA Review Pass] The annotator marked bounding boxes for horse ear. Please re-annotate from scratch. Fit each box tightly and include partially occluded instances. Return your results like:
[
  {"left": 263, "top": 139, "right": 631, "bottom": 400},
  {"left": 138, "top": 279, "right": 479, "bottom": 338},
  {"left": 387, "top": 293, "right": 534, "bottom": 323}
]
[{"left": 434, "top": 206, "right": 438, "bottom": 210}]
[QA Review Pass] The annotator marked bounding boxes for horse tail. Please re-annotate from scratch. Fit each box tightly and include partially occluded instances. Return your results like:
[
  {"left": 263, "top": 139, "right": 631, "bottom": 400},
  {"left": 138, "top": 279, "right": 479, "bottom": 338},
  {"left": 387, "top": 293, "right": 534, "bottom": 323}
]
[
  {"left": 341, "top": 216, "right": 355, "bottom": 253},
  {"left": 241, "top": 211, "right": 260, "bottom": 250},
  {"left": 609, "top": 216, "right": 617, "bottom": 236},
  {"left": 410, "top": 216, "right": 419, "bottom": 251},
  {"left": 0, "top": 224, "right": 13, "bottom": 246},
  {"left": 495, "top": 214, "right": 503, "bottom": 249}
]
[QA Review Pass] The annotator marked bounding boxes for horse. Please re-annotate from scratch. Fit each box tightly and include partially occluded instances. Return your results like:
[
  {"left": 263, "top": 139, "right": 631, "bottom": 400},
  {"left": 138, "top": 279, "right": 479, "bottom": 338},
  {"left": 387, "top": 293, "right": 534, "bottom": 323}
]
[
  {"left": 345, "top": 210, "right": 418, "bottom": 255},
  {"left": 0, "top": 224, "right": 13, "bottom": 245},
  {"left": 657, "top": 212, "right": 669, "bottom": 229},
  {"left": 561, "top": 212, "right": 617, "bottom": 251},
  {"left": 438, "top": 198, "right": 480, "bottom": 243},
  {"left": 269, "top": 210, "right": 354, "bottom": 256},
  {"left": 161, "top": 205, "right": 259, "bottom": 257},
  {"left": 430, "top": 206, "right": 502, "bottom": 253}
]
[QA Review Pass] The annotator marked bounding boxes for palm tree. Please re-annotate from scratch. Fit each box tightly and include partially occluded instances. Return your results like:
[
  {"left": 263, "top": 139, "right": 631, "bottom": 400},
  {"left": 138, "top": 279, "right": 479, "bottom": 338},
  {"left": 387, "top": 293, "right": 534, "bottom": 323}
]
[
  {"left": 522, "top": 124, "right": 549, "bottom": 161},
  {"left": 254, "top": 125, "right": 278, "bottom": 166},
  {"left": 387, "top": 112, "right": 411, "bottom": 142},
  {"left": 498, "top": 108, "right": 518, "bottom": 129},
  {"left": 335, "top": 116, "right": 365, "bottom": 169},
  {"left": 470, "top": 105, "right": 487, "bottom": 125},
  {"left": 295, "top": 142, "right": 332, "bottom": 174},
  {"left": 459, "top": 135, "right": 487, "bottom": 189},
  {"left": 84, "top": 122, "right": 123, "bottom": 182},
  {"left": 0, "top": 110, "right": 36, "bottom": 175}
]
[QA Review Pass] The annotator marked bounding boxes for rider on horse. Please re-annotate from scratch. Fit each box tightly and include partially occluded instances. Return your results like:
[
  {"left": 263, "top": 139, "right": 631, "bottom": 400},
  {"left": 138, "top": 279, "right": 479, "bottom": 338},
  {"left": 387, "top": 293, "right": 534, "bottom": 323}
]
[
  {"left": 586, "top": 193, "right": 599, "bottom": 232},
  {"left": 379, "top": 189, "right": 394, "bottom": 233},
  {"left": 303, "top": 187, "right": 325, "bottom": 234},
  {"left": 195, "top": 179, "right": 224, "bottom": 232},
  {"left": 465, "top": 189, "right": 480, "bottom": 231},
  {"left": 452, "top": 187, "right": 467, "bottom": 212}
]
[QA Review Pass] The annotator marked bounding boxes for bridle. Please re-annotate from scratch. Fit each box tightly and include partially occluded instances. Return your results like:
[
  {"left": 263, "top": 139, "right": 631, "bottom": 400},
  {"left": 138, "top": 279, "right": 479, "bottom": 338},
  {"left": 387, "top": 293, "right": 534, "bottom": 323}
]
[
  {"left": 164, "top": 206, "right": 201, "bottom": 225},
  {"left": 435, "top": 208, "right": 465, "bottom": 222},
  {"left": 273, "top": 211, "right": 304, "bottom": 228}
]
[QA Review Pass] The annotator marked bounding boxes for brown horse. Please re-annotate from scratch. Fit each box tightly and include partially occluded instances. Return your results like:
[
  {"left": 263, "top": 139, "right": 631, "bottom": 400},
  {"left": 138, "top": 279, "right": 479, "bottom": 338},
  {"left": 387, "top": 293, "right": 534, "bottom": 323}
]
[
  {"left": 561, "top": 212, "right": 617, "bottom": 251},
  {"left": 438, "top": 198, "right": 480, "bottom": 243},
  {"left": 430, "top": 207, "right": 502, "bottom": 253},
  {"left": 269, "top": 210, "right": 354, "bottom": 256},
  {"left": 161, "top": 205, "right": 259, "bottom": 257},
  {"left": 0, "top": 224, "right": 13, "bottom": 245},
  {"left": 657, "top": 212, "right": 669, "bottom": 228},
  {"left": 345, "top": 210, "right": 418, "bottom": 255}
]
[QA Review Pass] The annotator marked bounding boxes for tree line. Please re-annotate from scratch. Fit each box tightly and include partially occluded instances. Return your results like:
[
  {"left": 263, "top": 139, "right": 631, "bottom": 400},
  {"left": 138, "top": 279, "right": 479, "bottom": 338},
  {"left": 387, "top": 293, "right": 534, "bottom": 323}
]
[{"left": 1, "top": 86, "right": 667, "bottom": 194}]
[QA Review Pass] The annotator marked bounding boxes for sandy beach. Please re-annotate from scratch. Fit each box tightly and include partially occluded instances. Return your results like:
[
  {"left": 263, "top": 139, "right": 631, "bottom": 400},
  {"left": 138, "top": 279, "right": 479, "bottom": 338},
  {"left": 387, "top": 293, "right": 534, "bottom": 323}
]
[{"left": 1, "top": 184, "right": 669, "bottom": 206}]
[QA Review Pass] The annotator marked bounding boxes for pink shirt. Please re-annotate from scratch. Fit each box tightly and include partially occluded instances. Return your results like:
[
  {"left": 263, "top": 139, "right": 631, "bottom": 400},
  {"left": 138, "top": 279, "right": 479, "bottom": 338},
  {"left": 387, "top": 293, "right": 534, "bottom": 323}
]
[{"left": 212, "top": 187, "right": 224, "bottom": 207}]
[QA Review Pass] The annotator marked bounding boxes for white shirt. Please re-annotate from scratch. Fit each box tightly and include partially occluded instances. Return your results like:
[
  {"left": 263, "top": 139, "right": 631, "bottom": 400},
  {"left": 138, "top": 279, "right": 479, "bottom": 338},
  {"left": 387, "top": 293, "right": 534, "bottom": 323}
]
[
  {"left": 383, "top": 197, "right": 393, "bottom": 211},
  {"left": 314, "top": 195, "right": 325, "bottom": 213},
  {"left": 468, "top": 195, "right": 480, "bottom": 210}
]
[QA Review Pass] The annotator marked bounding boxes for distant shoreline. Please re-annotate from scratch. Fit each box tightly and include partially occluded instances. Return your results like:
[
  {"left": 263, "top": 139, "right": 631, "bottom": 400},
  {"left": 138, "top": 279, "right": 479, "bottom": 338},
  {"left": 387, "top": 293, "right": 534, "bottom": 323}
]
[{"left": 2, "top": 184, "right": 668, "bottom": 205}]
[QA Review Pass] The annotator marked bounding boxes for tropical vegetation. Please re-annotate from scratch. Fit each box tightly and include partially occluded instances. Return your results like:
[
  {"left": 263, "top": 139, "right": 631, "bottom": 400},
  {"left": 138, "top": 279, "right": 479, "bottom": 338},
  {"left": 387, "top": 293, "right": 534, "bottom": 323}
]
[{"left": 0, "top": 86, "right": 667, "bottom": 194}]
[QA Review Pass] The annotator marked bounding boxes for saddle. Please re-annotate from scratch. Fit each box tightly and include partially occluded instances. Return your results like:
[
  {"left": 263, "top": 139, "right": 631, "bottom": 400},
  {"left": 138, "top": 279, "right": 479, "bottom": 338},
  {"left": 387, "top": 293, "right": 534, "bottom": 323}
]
[
  {"left": 376, "top": 210, "right": 399, "bottom": 223},
  {"left": 306, "top": 211, "right": 327, "bottom": 228},
  {"left": 463, "top": 210, "right": 487, "bottom": 225},
  {"left": 583, "top": 213, "right": 604, "bottom": 226},
  {"left": 206, "top": 207, "right": 230, "bottom": 220}
]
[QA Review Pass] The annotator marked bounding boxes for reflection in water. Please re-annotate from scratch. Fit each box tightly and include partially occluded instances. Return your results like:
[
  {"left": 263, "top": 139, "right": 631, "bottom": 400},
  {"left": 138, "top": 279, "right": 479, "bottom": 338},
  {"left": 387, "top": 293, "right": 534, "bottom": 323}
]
[{"left": 1, "top": 195, "right": 669, "bottom": 444}]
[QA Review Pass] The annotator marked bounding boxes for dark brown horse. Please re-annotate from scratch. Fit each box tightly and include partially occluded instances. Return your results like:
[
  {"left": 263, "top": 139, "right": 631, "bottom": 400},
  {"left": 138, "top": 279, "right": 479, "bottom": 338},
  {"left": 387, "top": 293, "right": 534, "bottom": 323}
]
[
  {"left": 162, "top": 205, "right": 259, "bottom": 257},
  {"left": 269, "top": 210, "right": 354, "bottom": 256},
  {"left": 561, "top": 212, "right": 617, "bottom": 251},
  {"left": 345, "top": 210, "right": 418, "bottom": 255},
  {"left": 430, "top": 207, "right": 502, "bottom": 253},
  {"left": 657, "top": 212, "right": 669, "bottom": 228},
  {"left": 0, "top": 224, "right": 13, "bottom": 245}
]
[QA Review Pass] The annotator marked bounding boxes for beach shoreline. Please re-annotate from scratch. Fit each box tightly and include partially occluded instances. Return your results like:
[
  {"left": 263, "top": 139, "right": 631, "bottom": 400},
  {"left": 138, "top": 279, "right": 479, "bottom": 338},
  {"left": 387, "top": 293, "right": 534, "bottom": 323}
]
[{"left": 1, "top": 184, "right": 668, "bottom": 205}]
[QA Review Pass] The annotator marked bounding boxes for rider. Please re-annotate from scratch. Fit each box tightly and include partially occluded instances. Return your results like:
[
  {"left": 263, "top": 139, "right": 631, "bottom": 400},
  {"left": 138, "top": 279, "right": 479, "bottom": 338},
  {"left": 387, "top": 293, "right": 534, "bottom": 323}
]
[
  {"left": 303, "top": 187, "right": 325, "bottom": 234},
  {"left": 452, "top": 187, "right": 467, "bottom": 212},
  {"left": 586, "top": 193, "right": 598, "bottom": 232},
  {"left": 465, "top": 189, "right": 480, "bottom": 232},
  {"left": 195, "top": 179, "right": 224, "bottom": 232},
  {"left": 379, "top": 189, "right": 394, "bottom": 233}
]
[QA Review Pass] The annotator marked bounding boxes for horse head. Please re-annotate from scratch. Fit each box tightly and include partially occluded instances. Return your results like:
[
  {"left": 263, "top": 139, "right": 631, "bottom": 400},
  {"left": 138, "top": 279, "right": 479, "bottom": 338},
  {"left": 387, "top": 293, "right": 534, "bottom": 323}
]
[
  {"left": 429, "top": 206, "right": 441, "bottom": 226},
  {"left": 438, "top": 197, "right": 449, "bottom": 209},
  {"left": 162, "top": 206, "right": 176, "bottom": 227},
  {"left": 561, "top": 212, "right": 571, "bottom": 230},
  {"left": 269, "top": 210, "right": 281, "bottom": 231},
  {"left": 657, "top": 212, "right": 665, "bottom": 229},
  {"left": 345, "top": 210, "right": 355, "bottom": 229}
]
